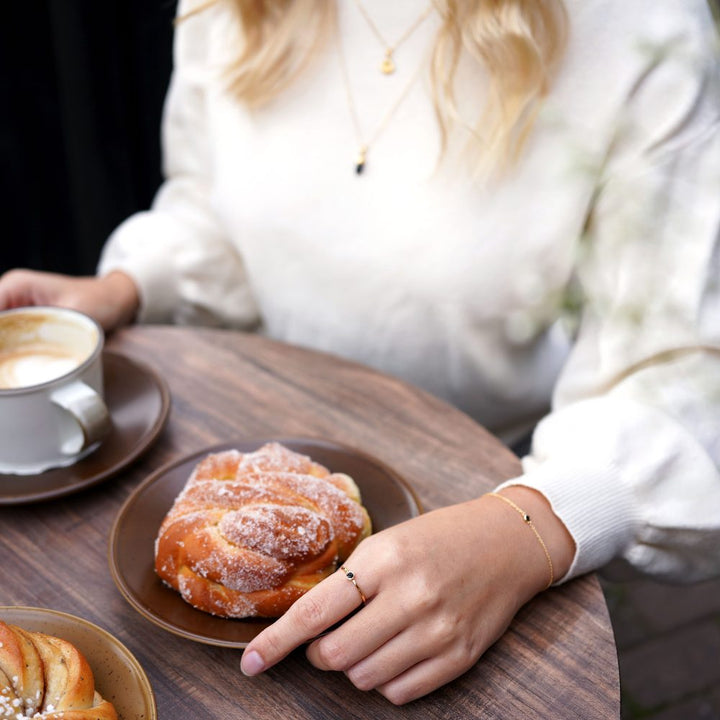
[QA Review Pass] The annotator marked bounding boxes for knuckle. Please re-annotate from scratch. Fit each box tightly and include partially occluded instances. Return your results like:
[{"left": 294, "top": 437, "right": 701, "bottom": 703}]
[
  {"left": 402, "top": 574, "right": 439, "bottom": 616},
  {"left": 249, "top": 622, "right": 288, "bottom": 665},
  {"left": 360, "top": 531, "right": 403, "bottom": 570},
  {"left": 260, "top": 627, "right": 285, "bottom": 660},
  {"left": 292, "top": 593, "right": 330, "bottom": 636},
  {"left": 430, "top": 613, "right": 462, "bottom": 643},
  {"left": 314, "top": 637, "right": 349, "bottom": 671},
  {"left": 345, "top": 666, "right": 375, "bottom": 692},
  {"left": 0, "top": 269, "right": 19, "bottom": 286},
  {"left": 414, "top": 582, "right": 438, "bottom": 613},
  {"left": 381, "top": 534, "right": 409, "bottom": 566},
  {"left": 14, "top": 268, "right": 34, "bottom": 282},
  {"left": 382, "top": 684, "right": 412, "bottom": 706},
  {"left": 466, "top": 632, "right": 489, "bottom": 664},
  {"left": 449, "top": 638, "right": 480, "bottom": 670}
]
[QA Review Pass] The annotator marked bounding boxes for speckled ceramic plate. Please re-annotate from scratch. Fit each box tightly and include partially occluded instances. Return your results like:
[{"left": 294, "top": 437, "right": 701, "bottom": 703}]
[
  {"left": 109, "top": 437, "right": 423, "bottom": 648},
  {"left": 0, "top": 351, "right": 171, "bottom": 504},
  {"left": 0, "top": 606, "right": 157, "bottom": 720}
]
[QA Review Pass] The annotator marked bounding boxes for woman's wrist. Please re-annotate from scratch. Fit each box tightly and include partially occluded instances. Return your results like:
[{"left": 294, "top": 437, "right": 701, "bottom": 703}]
[
  {"left": 482, "top": 486, "right": 576, "bottom": 592},
  {"left": 98, "top": 271, "right": 140, "bottom": 330}
]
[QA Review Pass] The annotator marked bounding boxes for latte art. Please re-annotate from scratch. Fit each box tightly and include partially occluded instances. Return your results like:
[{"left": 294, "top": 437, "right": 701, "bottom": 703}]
[
  {"left": 0, "top": 307, "right": 110, "bottom": 474},
  {"left": 0, "top": 344, "right": 86, "bottom": 389}
]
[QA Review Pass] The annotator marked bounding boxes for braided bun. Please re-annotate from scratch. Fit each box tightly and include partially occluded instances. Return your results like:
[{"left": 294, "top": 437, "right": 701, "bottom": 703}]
[
  {"left": 0, "top": 621, "right": 117, "bottom": 719},
  {"left": 155, "top": 442, "right": 372, "bottom": 618}
]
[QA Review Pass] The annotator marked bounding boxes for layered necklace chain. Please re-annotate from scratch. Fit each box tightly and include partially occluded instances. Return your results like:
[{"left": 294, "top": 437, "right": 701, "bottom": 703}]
[
  {"left": 337, "top": 39, "right": 425, "bottom": 174},
  {"left": 338, "top": 3, "right": 435, "bottom": 174},
  {"left": 353, "top": 0, "right": 434, "bottom": 75}
]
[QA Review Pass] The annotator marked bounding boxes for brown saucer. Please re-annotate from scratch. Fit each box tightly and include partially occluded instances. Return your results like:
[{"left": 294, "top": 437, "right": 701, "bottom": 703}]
[
  {"left": 0, "top": 351, "right": 171, "bottom": 504},
  {"left": 0, "top": 606, "right": 157, "bottom": 720},
  {"left": 109, "top": 437, "right": 423, "bottom": 648}
]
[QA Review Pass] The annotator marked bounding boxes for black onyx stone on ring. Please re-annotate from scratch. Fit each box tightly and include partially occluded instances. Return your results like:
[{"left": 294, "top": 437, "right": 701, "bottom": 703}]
[{"left": 340, "top": 565, "right": 367, "bottom": 604}]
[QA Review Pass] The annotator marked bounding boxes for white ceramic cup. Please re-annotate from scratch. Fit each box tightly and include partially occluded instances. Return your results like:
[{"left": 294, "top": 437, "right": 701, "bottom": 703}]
[{"left": 0, "top": 306, "right": 112, "bottom": 475}]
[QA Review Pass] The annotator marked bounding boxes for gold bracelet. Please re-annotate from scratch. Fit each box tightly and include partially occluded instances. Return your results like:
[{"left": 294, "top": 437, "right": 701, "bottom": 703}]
[{"left": 485, "top": 492, "right": 554, "bottom": 590}]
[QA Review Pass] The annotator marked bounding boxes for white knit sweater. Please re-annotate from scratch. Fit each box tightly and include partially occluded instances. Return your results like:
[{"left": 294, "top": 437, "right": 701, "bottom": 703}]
[{"left": 99, "top": 0, "right": 720, "bottom": 582}]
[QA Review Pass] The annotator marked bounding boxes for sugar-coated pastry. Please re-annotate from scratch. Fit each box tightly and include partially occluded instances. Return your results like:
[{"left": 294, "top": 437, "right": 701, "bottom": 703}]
[{"left": 155, "top": 442, "right": 372, "bottom": 618}]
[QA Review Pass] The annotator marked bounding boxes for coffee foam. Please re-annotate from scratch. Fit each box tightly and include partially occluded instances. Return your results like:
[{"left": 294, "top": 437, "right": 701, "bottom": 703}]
[
  {"left": 0, "top": 310, "right": 98, "bottom": 390},
  {"left": 0, "top": 343, "right": 86, "bottom": 389}
]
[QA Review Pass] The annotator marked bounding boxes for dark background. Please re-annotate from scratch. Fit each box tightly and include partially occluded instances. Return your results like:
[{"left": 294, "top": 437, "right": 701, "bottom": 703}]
[
  {"left": 1, "top": 1, "right": 718, "bottom": 278},
  {"left": 0, "top": 0, "right": 175, "bottom": 276}
]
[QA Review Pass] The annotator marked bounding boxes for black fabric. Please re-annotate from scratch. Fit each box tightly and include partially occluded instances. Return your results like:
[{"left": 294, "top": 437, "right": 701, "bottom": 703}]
[{"left": 0, "top": 0, "right": 175, "bottom": 276}]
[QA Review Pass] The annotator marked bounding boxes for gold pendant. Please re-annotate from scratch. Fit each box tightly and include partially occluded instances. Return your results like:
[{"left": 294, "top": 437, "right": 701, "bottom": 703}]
[{"left": 381, "top": 50, "right": 395, "bottom": 75}]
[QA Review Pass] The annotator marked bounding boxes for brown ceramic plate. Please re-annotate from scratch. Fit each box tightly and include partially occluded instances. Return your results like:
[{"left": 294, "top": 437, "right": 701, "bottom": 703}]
[
  {"left": 109, "top": 438, "right": 422, "bottom": 648},
  {"left": 0, "top": 606, "right": 157, "bottom": 720},
  {"left": 0, "top": 351, "right": 171, "bottom": 504}
]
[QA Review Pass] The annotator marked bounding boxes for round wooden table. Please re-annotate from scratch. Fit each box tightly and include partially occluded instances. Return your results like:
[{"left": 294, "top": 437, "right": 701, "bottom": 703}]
[{"left": 0, "top": 325, "right": 620, "bottom": 718}]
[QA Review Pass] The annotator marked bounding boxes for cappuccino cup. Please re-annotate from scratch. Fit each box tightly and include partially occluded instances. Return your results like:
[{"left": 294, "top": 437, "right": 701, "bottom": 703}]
[{"left": 0, "top": 307, "right": 112, "bottom": 475}]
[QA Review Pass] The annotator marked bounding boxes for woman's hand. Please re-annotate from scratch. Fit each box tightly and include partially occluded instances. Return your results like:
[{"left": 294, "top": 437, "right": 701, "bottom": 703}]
[
  {"left": 0, "top": 269, "right": 140, "bottom": 332},
  {"left": 240, "top": 487, "right": 575, "bottom": 705}
]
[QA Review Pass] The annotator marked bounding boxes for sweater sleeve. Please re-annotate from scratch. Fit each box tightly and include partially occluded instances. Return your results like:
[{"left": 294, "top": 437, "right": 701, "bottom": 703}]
[
  {"left": 97, "top": 0, "right": 259, "bottom": 328},
  {"left": 499, "top": 5, "right": 720, "bottom": 583}
]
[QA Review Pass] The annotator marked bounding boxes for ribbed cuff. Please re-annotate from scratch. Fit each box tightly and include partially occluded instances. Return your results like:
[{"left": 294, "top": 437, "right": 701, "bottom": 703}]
[{"left": 496, "top": 460, "right": 638, "bottom": 582}]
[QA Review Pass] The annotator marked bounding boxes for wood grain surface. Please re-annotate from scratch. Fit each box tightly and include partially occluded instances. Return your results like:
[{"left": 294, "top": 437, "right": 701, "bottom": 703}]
[{"left": 0, "top": 325, "right": 620, "bottom": 719}]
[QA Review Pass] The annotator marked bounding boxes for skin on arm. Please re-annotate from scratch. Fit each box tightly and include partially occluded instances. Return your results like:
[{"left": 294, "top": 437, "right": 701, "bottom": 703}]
[
  {"left": 241, "top": 486, "right": 575, "bottom": 705},
  {"left": 0, "top": 269, "right": 140, "bottom": 332}
]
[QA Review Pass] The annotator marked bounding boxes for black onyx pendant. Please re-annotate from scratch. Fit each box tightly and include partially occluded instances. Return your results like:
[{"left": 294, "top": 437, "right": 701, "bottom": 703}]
[{"left": 355, "top": 145, "right": 367, "bottom": 175}]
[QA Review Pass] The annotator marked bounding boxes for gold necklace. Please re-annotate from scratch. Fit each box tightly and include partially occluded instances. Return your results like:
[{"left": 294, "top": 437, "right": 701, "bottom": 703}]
[
  {"left": 336, "top": 30, "right": 426, "bottom": 174},
  {"left": 352, "top": 0, "right": 434, "bottom": 75}
]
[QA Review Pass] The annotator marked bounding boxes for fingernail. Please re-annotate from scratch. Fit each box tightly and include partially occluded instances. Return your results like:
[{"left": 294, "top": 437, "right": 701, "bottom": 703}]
[{"left": 241, "top": 649, "right": 266, "bottom": 676}]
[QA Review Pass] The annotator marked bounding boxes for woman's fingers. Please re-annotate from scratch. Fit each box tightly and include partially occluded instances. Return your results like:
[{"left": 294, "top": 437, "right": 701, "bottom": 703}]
[
  {"left": 0, "top": 269, "right": 42, "bottom": 309},
  {"left": 306, "top": 598, "right": 405, "bottom": 674},
  {"left": 315, "top": 596, "right": 487, "bottom": 694},
  {"left": 240, "top": 568, "right": 367, "bottom": 676},
  {"left": 313, "top": 613, "right": 486, "bottom": 703},
  {"left": 374, "top": 650, "right": 481, "bottom": 706},
  {"left": 0, "top": 269, "right": 139, "bottom": 331},
  {"left": 338, "top": 625, "right": 434, "bottom": 691}
]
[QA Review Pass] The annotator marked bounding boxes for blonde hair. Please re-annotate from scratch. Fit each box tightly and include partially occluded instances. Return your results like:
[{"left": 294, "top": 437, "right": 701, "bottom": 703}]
[{"left": 186, "top": 0, "right": 568, "bottom": 171}]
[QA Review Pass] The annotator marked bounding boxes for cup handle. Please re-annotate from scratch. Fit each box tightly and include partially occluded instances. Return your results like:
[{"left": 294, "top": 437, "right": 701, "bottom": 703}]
[{"left": 50, "top": 381, "right": 113, "bottom": 455}]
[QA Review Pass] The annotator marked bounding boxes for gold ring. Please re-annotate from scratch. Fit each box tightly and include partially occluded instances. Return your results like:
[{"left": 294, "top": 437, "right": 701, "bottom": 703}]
[{"left": 340, "top": 565, "right": 367, "bottom": 604}]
